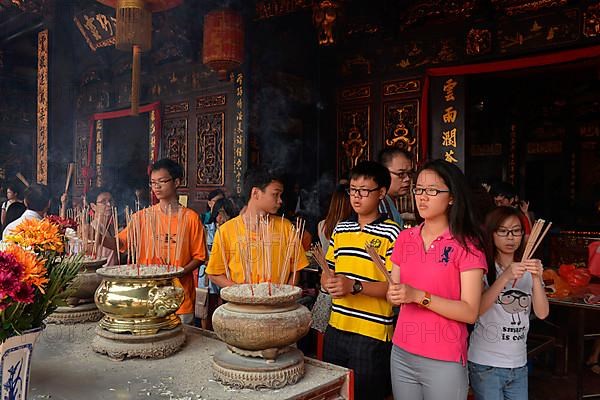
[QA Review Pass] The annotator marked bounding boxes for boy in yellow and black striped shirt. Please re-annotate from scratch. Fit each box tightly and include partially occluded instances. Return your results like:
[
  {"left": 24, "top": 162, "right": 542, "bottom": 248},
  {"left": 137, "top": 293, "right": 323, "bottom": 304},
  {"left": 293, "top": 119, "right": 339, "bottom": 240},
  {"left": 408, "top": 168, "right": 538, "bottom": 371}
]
[{"left": 322, "top": 161, "right": 400, "bottom": 400}]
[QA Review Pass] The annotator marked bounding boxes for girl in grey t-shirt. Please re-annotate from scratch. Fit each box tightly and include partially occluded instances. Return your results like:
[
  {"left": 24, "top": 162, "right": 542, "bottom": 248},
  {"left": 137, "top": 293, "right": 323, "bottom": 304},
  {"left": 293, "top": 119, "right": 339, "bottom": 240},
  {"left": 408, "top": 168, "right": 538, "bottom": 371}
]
[{"left": 468, "top": 206, "right": 549, "bottom": 400}]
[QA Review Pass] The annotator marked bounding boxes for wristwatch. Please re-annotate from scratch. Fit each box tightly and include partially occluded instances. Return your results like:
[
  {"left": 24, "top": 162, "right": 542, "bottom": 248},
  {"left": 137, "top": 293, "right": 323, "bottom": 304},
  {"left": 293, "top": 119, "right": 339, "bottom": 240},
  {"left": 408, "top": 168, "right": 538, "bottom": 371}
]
[
  {"left": 351, "top": 280, "right": 363, "bottom": 295},
  {"left": 419, "top": 291, "right": 432, "bottom": 307}
]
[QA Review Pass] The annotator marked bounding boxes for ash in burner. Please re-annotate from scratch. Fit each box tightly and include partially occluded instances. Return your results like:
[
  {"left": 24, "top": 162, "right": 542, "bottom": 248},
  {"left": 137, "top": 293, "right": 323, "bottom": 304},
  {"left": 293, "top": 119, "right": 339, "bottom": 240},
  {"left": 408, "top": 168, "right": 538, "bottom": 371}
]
[{"left": 96, "top": 264, "right": 185, "bottom": 278}]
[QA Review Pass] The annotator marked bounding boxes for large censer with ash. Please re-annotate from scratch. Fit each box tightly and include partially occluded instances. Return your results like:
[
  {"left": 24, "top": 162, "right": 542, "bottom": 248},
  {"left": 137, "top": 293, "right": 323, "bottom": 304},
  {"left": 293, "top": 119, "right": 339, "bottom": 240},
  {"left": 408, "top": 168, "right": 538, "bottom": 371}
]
[
  {"left": 210, "top": 216, "right": 312, "bottom": 389},
  {"left": 92, "top": 205, "right": 188, "bottom": 360}
]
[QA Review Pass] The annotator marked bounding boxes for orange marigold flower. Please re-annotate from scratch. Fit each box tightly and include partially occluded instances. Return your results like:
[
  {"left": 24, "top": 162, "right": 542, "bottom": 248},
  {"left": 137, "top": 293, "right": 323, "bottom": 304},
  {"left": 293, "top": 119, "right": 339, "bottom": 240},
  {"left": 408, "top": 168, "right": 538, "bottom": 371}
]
[
  {"left": 6, "top": 218, "right": 64, "bottom": 254},
  {"left": 4, "top": 244, "right": 48, "bottom": 291}
]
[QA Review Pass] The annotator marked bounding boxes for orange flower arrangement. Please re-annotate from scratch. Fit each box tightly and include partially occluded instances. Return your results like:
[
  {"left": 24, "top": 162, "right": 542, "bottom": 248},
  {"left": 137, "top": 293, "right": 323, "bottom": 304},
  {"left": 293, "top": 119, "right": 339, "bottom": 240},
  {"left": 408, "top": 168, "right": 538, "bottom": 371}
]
[
  {"left": 4, "top": 244, "right": 48, "bottom": 291},
  {"left": 5, "top": 218, "right": 64, "bottom": 254},
  {"left": 1, "top": 217, "right": 81, "bottom": 341}
]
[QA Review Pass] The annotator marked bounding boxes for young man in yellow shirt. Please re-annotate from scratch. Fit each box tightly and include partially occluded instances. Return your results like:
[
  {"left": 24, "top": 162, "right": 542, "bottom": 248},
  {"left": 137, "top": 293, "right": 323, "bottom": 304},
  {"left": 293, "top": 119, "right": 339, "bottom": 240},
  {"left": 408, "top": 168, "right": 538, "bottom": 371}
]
[{"left": 206, "top": 168, "right": 308, "bottom": 287}]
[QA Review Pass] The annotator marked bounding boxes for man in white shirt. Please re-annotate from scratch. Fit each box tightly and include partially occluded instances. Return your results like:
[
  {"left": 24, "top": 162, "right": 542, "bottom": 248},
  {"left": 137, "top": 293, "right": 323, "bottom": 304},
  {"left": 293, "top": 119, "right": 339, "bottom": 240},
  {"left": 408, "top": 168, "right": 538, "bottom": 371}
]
[{"left": 2, "top": 184, "right": 50, "bottom": 241}]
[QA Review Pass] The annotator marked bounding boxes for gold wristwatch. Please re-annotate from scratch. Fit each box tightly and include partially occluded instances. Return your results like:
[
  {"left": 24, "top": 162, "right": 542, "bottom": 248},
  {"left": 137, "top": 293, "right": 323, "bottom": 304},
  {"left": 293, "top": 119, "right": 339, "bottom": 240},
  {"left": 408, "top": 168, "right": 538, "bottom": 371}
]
[{"left": 419, "top": 291, "right": 432, "bottom": 307}]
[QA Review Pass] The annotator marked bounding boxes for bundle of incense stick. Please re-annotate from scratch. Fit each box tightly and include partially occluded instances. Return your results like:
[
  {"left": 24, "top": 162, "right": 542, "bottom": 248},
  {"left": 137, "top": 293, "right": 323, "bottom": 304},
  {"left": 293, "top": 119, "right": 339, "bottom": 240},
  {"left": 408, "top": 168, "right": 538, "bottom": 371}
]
[
  {"left": 234, "top": 218, "right": 253, "bottom": 290},
  {"left": 64, "top": 163, "right": 75, "bottom": 193},
  {"left": 310, "top": 243, "right": 332, "bottom": 277},
  {"left": 513, "top": 219, "right": 552, "bottom": 287},
  {"left": 216, "top": 225, "right": 231, "bottom": 280},
  {"left": 112, "top": 206, "right": 120, "bottom": 265},
  {"left": 16, "top": 172, "right": 30, "bottom": 188},
  {"left": 365, "top": 242, "right": 395, "bottom": 284},
  {"left": 176, "top": 206, "right": 185, "bottom": 265},
  {"left": 280, "top": 217, "right": 305, "bottom": 286}
]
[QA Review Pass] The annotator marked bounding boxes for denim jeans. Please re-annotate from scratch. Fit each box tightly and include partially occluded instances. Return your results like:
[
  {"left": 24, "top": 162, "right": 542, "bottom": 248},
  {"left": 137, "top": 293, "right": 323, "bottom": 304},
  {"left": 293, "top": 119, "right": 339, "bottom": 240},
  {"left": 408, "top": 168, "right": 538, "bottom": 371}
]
[{"left": 468, "top": 361, "right": 528, "bottom": 400}]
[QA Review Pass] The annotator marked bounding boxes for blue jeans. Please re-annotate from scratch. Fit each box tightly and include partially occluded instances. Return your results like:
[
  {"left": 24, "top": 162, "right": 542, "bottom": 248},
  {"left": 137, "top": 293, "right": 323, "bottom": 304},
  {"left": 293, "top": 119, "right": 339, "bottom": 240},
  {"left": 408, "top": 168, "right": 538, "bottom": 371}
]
[{"left": 468, "top": 361, "right": 528, "bottom": 400}]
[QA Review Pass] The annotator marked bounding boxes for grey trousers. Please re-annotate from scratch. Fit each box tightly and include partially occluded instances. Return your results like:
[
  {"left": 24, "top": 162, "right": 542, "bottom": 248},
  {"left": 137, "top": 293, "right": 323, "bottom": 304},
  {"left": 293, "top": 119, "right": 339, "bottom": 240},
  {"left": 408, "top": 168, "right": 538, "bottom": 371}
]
[{"left": 390, "top": 345, "right": 468, "bottom": 400}]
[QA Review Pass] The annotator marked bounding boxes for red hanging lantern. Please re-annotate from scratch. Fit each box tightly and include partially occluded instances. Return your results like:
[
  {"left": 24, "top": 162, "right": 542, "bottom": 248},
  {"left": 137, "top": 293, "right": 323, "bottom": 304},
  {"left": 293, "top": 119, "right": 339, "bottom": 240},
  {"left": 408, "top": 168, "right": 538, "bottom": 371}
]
[{"left": 203, "top": 8, "right": 244, "bottom": 81}]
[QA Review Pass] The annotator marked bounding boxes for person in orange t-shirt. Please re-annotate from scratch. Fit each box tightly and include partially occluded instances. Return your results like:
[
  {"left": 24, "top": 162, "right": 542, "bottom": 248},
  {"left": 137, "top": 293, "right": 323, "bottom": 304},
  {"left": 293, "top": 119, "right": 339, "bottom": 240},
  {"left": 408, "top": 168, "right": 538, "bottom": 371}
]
[{"left": 108, "top": 159, "right": 206, "bottom": 324}]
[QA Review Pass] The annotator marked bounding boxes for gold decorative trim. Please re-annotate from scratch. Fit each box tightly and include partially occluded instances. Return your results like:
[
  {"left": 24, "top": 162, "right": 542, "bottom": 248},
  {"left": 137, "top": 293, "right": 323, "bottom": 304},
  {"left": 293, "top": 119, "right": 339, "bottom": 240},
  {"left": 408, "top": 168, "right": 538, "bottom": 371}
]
[
  {"left": 526, "top": 141, "right": 562, "bottom": 154},
  {"left": 196, "top": 94, "right": 226, "bottom": 109},
  {"left": 95, "top": 120, "right": 103, "bottom": 187},
  {"left": 164, "top": 118, "right": 188, "bottom": 187},
  {"left": 36, "top": 29, "right": 48, "bottom": 185},
  {"left": 339, "top": 85, "right": 371, "bottom": 102},
  {"left": 196, "top": 112, "right": 225, "bottom": 186},
  {"left": 383, "top": 100, "right": 418, "bottom": 154},
  {"left": 164, "top": 101, "right": 190, "bottom": 115},
  {"left": 471, "top": 143, "right": 503, "bottom": 157},
  {"left": 493, "top": 0, "right": 568, "bottom": 16},
  {"left": 149, "top": 110, "right": 157, "bottom": 165},
  {"left": 233, "top": 73, "right": 244, "bottom": 194},
  {"left": 509, "top": 124, "right": 516, "bottom": 185},
  {"left": 382, "top": 79, "right": 420, "bottom": 97},
  {"left": 338, "top": 106, "right": 370, "bottom": 180},
  {"left": 583, "top": 3, "right": 600, "bottom": 38}
]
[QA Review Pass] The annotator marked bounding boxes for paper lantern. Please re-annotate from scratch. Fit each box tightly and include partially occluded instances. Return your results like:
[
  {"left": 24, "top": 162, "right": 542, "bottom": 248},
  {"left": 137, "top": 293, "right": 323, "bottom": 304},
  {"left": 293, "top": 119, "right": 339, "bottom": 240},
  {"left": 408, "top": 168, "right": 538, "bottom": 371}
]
[
  {"left": 98, "top": 0, "right": 182, "bottom": 114},
  {"left": 203, "top": 8, "right": 244, "bottom": 80}
]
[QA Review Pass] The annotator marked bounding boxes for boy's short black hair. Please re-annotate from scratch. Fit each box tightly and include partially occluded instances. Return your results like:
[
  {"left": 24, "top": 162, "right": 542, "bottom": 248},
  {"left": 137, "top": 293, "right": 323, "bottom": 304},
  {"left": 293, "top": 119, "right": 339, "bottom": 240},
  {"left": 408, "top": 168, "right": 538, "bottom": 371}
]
[
  {"left": 208, "top": 189, "right": 225, "bottom": 201},
  {"left": 377, "top": 147, "right": 413, "bottom": 167},
  {"left": 86, "top": 187, "right": 111, "bottom": 205},
  {"left": 350, "top": 161, "right": 391, "bottom": 191},
  {"left": 150, "top": 158, "right": 184, "bottom": 180},
  {"left": 243, "top": 167, "right": 283, "bottom": 202},
  {"left": 24, "top": 184, "right": 50, "bottom": 212}
]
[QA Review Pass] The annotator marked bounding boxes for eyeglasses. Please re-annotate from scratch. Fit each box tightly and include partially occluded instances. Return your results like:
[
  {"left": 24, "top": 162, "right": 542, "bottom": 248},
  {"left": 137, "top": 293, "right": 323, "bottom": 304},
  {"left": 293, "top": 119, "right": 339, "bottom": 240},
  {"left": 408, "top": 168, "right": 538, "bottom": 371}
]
[
  {"left": 412, "top": 187, "right": 450, "bottom": 196},
  {"left": 495, "top": 228, "right": 524, "bottom": 237},
  {"left": 389, "top": 170, "right": 413, "bottom": 180},
  {"left": 149, "top": 179, "right": 174, "bottom": 188},
  {"left": 346, "top": 187, "right": 380, "bottom": 198}
]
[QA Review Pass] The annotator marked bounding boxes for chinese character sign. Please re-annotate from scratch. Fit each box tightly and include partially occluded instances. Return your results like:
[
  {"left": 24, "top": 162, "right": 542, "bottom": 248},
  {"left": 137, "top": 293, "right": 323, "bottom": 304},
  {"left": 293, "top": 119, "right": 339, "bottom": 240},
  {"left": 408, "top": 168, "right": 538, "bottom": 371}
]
[{"left": 429, "top": 76, "right": 465, "bottom": 170}]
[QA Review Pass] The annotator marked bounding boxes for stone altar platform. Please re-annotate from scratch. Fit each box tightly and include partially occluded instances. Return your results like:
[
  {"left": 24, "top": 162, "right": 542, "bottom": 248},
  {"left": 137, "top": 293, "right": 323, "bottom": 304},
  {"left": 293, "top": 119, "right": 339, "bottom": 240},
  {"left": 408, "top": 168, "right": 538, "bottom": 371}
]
[{"left": 29, "top": 323, "right": 351, "bottom": 400}]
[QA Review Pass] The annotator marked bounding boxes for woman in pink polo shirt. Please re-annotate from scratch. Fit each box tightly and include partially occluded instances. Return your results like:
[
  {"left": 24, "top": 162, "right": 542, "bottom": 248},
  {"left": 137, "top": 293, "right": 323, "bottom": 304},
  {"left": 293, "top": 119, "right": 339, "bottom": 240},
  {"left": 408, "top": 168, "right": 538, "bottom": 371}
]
[{"left": 387, "top": 159, "right": 487, "bottom": 400}]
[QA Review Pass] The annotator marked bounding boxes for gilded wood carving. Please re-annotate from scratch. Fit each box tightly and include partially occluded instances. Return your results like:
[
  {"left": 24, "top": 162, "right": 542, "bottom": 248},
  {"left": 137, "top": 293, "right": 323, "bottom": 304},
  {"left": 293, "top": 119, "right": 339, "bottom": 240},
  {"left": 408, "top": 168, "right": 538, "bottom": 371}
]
[
  {"left": 196, "top": 94, "right": 226, "bottom": 109},
  {"left": 383, "top": 101, "right": 419, "bottom": 155},
  {"left": 36, "top": 29, "right": 48, "bottom": 185},
  {"left": 339, "top": 85, "right": 371, "bottom": 102},
  {"left": 164, "top": 118, "right": 188, "bottom": 187},
  {"left": 383, "top": 79, "right": 420, "bottom": 97},
  {"left": 339, "top": 107, "right": 370, "bottom": 179},
  {"left": 197, "top": 112, "right": 225, "bottom": 186},
  {"left": 164, "top": 101, "right": 189, "bottom": 115},
  {"left": 233, "top": 73, "right": 245, "bottom": 194},
  {"left": 95, "top": 120, "right": 103, "bottom": 187}
]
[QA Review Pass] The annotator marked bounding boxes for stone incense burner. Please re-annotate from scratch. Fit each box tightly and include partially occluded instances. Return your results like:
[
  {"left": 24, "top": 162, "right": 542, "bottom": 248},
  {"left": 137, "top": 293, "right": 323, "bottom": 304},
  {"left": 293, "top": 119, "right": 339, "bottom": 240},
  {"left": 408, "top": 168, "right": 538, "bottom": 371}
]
[{"left": 211, "top": 282, "right": 312, "bottom": 389}]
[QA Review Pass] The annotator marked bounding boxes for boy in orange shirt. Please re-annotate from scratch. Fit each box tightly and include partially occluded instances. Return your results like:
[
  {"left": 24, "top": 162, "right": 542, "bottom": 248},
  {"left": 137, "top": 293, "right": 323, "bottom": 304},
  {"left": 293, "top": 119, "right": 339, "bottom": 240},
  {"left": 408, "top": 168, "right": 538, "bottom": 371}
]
[{"left": 108, "top": 159, "right": 206, "bottom": 324}]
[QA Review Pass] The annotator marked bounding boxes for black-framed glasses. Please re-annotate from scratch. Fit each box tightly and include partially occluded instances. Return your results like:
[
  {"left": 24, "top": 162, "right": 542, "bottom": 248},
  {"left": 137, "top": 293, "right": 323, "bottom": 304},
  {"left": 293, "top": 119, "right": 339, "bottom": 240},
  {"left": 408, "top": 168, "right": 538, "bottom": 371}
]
[
  {"left": 495, "top": 228, "right": 524, "bottom": 237},
  {"left": 412, "top": 187, "right": 450, "bottom": 196},
  {"left": 346, "top": 187, "right": 380, "bottom": 198},
  {"left": 149, "top": 178, "right": 174, "bottom": 188},
  {"left": 389, "top": 170, "right": 413, "bottom": 180}
]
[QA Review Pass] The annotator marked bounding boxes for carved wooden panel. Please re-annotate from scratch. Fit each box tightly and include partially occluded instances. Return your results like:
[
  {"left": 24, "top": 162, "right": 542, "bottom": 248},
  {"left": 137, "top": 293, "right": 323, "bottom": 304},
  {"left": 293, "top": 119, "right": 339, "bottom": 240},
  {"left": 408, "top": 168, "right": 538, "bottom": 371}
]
[
  {"left": 196, "top": 94, "right": 226, "bottom": 109},
  {"left": 338, "top": 106, "right": 370, "bottom": 180},
  {"left": 197, "top": 112, "right": 225, "bottom": 186},
  {"left": 36, "top": 29, "right": 48, "bottom": 185},
  {"left": 383, "top": 79, "right": 420, "bottom": 97},
  {"left": 75, "top": 120, "right": 89, "bottom": 187},
  {"left": 339, "top": 85, "right": 371, "bottom": 103},
  {"left": 163, "top": 118, "right": 188, "bottom": 187},
  {"left": 382, "top": 100, "right": 419, "bottom": 157},
  {"left": 164, "top": 101, "right": 189, "bottom": 115}
]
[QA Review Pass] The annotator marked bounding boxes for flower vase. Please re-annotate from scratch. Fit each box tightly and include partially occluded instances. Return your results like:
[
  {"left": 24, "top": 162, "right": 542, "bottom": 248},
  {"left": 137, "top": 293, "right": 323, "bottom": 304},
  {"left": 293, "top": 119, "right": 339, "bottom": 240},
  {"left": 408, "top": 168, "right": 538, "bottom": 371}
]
[{"left": 0, "top": 327, "right": 44, "bottom": 400}]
